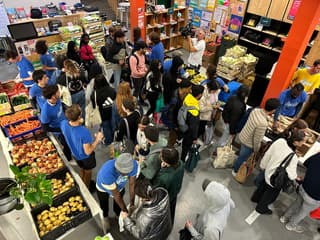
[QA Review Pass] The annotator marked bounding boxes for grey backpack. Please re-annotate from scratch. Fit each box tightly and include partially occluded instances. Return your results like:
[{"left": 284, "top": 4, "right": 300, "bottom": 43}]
[{"left": 178, "top": 104, "right": 196, "bottom": 133}]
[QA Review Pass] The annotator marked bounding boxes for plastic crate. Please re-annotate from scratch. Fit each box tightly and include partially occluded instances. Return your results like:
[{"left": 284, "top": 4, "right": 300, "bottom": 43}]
[
  {"left": 4, "top": 116, "right": 42, "bottom": 140},
  {"left": 0, "top": 93, "right": 12, "bottom": 116},
  {"left": 10, "top": 93, "right": 32, "bottom": 112},
  {"left": 31, "top": 187, "right": 92, "bottom": 240}
]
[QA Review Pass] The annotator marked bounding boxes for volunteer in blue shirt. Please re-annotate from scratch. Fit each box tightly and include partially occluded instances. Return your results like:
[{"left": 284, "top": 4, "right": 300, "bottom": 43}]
[
  {"left": 273, "top": 83, "right": 307, "bottom": 129},
  {"left": 61, "top": 104, "right": 104, "bottom": 191},
  {"left": 200, "top": 64, "right": 229, "bottom": 92},
  {"left": 148, "top": 32, "right": 164, "bottom": 65},
  {"left": 96, "top": 153, "right": 138, "bottom": 227},
  {"left": 5, "top": 50, "right": 34, "bottom": 87},
  {"left": 40, "top": 85, "right": 66, "bottom": 132},
  {"left": 35, "top": 40, "right": 57, "bottom": 80},
  {"left": 30, "top": 70, "right": 52, "bottom": 110}
]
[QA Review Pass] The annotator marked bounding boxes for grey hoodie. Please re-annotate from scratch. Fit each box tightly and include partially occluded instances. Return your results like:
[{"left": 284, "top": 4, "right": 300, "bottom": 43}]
[{"left": 188, "top": 181, "right": 235, "bottom": 240}]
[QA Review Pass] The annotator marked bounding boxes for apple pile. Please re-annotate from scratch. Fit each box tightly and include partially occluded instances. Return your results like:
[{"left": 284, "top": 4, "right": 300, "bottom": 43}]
[
  {"left": 11, "top": 138, "right": 56, "bottom": 166},
  {"left": 36, "top": 195, "right": 87, "bottom": 237},
  {"left": 28, "top": 152, "right": 64, "bottom": 174}
]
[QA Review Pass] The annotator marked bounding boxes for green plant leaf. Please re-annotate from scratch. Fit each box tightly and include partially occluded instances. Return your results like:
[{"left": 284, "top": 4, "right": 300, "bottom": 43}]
[
  {"left": 9, "top": 165, "right": 21, "bottom": 175},
  {"left": 25, "top": 191, "right": 40, "bottom": 205},
  {"left": 9, "top": 186, "right": 22, "bottom": 199}
]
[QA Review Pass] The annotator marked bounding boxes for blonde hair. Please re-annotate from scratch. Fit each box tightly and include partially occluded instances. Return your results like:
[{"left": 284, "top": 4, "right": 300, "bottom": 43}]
[
  {"left": 116, "top": 82, "right": 135, "bottom": 117},
  {"left": 64, "top": 59, "right": 80, "bottom": 78}
]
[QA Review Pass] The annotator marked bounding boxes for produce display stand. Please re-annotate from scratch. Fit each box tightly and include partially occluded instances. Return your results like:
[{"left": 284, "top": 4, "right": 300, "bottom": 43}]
[{"left": 0, "top": 129, "right": 106, "bottom": 240}]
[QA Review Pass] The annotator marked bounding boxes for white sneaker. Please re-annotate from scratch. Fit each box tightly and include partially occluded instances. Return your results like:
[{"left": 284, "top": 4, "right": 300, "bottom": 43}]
[
  {"left": 231, "top": 170, "right": 237, "bottom": 177},
  {"left": 285, "top": 223, "right": 304, "bottom": 233},
  {"left": 280, "top": 216, "right": 289, "bottom": 224}
]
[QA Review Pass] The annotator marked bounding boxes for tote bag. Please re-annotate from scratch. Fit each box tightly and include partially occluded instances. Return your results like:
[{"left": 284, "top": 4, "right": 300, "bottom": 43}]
[
  {"left": 155, "top": 94, "right": 165, "bottom": 113},
  {"left": 85, "top": 91, "right": 102, "bottom": 128},
  {"left": 212, "top": 143, "right": 236, "bottom": 168},
  {"left": 235, "top": 153, "right": 256, "bottom": 184}
]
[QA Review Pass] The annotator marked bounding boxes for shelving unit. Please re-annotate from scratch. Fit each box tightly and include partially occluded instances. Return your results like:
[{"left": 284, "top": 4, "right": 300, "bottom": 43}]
[
  {"left": 145, "top": 6, "right": 188, "bottom": 52},
  {"left": 238, "top": 12, "right": 319, "bottom": 72}
]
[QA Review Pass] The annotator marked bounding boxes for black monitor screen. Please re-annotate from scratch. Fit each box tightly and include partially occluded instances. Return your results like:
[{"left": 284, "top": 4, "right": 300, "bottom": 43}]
[{"left": 7, "top": 22, "right": 38, "bottom": 41}]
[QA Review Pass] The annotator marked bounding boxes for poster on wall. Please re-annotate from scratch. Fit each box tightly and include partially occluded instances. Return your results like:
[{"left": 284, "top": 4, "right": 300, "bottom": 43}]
[
  {"left": 213, "top": 7, "right": 222, "bottom": 23},
  {"left": 189, "top": 0, "right": 198, "bottom": 8},
  {"left": 192, "top": 8, "right": 202, "bottom": 27},
  {"left": 228, "top": 14, "right": 243, "bottom": 34},
  {"left": 0, "top": 1, "right": 10, "bottom": 36},
  {"left": 287, "top": 0, "right": 301, "bottom": 21},
  {"left": 200, "top": 20, "right": 211, "bottom": 30},
  {"left": 15, "top": 39, "right": 36, "bottom": 56},
  {"left": 207, "top": 0, "right": 215, "bottom": 11},
  {"left": 199, "top": 0, "right": 208, "bottom": 9},
  {"left": 201, "top": 10, "right": 212, "bottom": 22},
  {"left": 138, "top": 7, "right": 144, "bottom": 29}
]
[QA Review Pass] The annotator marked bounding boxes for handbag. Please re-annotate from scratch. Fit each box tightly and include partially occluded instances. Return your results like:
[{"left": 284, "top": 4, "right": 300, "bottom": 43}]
[
  {"left": 155, "top": 93, "right": 165, "bottom": 113},
  {"left": 57, "top": 84, "right": 72, "bottom": 106},
  {"left": 212, "top": 143, "right": 236, "bottom": 169},
  {"left": 204, "top": 122, "right": 214, "bottom": 145},
  {"left": 270, "top": 152, "right": 295, "bottom": 194},
  {"left": 185, "top": 144, "right": 200, "bottom": 172},
  {"left": 179, "top": 227, "right": 192, "bottom": 240},
  {"left": 235, "top": 153, "right": 256, "bottom": 184},
  {"left": 121, "top": 117, "right": 135, "bottom": 154},
  {"left": 85, "top": 91, "right": 102, "bottom": 128}
]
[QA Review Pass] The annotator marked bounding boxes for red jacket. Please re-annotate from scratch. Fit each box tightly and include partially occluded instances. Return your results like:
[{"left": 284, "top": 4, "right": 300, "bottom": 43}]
[{"left": 80, "top": 45, "right": 94, "bottom": 61}]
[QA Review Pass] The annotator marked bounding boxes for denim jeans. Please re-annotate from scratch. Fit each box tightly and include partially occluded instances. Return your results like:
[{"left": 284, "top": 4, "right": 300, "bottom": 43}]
[
  {"left": 233, "top": 143, "right": 253, "bottom": 172},
  {"left": 101, "top": 119, "right": 113, "bottom": 145},
  {"left": 284, "top": 186, "right": 320, "bottom": 226},
  {"left": 71, "top": 90, "right": 85, "bottom": 119},
  {"left": 113, "top": 69, "right": 122, "bottom": 90}
]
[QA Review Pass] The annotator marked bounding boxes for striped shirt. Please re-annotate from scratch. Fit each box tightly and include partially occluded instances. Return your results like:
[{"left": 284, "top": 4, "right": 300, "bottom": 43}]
[{"left": 239, "top": 108, "right": 268, "bottom": 152}]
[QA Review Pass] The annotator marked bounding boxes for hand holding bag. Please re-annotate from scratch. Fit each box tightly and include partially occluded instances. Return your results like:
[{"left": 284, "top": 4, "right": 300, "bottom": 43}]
[
  {"left": 85, "top": 91, "right": 102, "bottom": 128},
  {"left": 235, "top": 153, "right": 256, "bottom": 184},
  {"left": 270, "top": 152, "right": 295, "bottom": 194}
]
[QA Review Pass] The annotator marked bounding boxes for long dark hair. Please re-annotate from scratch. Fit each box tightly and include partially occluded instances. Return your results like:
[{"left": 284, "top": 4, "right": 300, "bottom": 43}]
[
  {"left": 133, "top": 27, "right": 141, "bottom": 43},
  {"left": 286, "top": 129, "right": 305, "bottom": 151},
  {"left": 148, "top": 59, "right": 161, "bottom": 85},
  {"left": 170, "top": 56, "right": 184, "bottom": 76},
  {"left": 279, "top": 119, "right": 308, "bottom": 139},
  {"left": 80, "top": 33, "right": 90, "bottom": 48}
]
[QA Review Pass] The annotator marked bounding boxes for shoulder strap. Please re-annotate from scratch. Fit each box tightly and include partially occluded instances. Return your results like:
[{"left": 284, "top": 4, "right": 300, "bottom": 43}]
[
  {"left": 94, "top": 90, "right": 98, "bottom": 105},
  {"left": 281, "top": 152, "right": 295, "bottom": 168},
  {"left": 123, "top": 117, "right": 130, "bottom": 139}
]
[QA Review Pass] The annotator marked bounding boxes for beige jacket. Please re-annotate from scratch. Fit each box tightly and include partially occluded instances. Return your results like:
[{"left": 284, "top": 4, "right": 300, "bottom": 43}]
[
  {"left": 239, "top": 108, "right": 268, "bottom": 152},
  {"left": 199, "top": 85, "right": 219, "bottom": 121}
]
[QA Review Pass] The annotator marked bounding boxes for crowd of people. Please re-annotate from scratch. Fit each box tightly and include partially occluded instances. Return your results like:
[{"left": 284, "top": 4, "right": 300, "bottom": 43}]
[{"left": 4, "top": 26, "right": 320, "bottom": 239}]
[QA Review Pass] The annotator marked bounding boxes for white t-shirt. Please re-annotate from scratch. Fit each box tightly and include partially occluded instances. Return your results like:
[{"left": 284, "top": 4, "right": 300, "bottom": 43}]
[{"left": 187, "top": 38, "right": 206, "bottom": 66}]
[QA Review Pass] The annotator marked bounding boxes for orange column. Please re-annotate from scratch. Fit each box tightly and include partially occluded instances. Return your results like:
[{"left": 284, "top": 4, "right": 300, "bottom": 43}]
[
  {"left": 130, "top": 0, "right": 146, "bottom": 41},
  {"left": 261, "top": 0, "right": 320, "bottom": 106}
]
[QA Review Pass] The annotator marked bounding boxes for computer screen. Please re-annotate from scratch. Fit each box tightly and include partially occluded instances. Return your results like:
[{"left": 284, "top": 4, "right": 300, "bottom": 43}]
[{"left": 7, "top": 22, "right": 38, "bottom": 41}]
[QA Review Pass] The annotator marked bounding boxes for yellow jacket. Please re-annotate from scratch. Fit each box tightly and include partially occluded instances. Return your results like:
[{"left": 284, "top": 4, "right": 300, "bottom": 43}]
[{"left": 183, "top": 93, "right": 199, "bottom": 117}]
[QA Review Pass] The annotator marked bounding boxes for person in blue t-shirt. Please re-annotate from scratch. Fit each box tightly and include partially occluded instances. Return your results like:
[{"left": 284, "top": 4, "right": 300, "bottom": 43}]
[
  {"left": 148, "top": 32, "right": 164, "bottom": 65},
  {"left": 200, "top": 64, "right": 229, "bottom": 92},
  {"left": 35, "top": 40, "right": 57, "bottom": 80},
  {"left": 61, "top": 104, "right": 104, "bottom": 191},
  {"left": 40, "top": 85, "right": 66, "bottom": 132},
  {"left": 273, "top": 83, "right": 307, "bottom": 129},
  {"left": 96, "top": 153, "right": 138, "bottom": 224},
  {"left": 5, "top": 50, "right": 34, "bottom": 87},
  {"left": 30, "top": 70, "right": 52, "bottom": 110}
]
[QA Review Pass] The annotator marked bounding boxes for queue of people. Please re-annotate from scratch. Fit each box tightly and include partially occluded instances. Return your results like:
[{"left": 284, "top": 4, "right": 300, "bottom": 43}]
[{"left": 5, "top": 25, "right": 320, "bottom": 239}]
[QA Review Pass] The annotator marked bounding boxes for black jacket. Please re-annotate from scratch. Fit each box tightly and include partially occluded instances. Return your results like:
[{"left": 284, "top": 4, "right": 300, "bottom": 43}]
[
  {"left": 163, "top": 71, "right": 179, "bottom": 105},
  {"left": 115, "top": 110, "right": 141, "bottom": 142},
  {"left": 222, "top": 95, "right": 246, "bottom": 134},
  {"left": 108, "top": 41, "right": 126, "bottom": 64},
  {"left": 91, "top": 86, "right": 116, "bottom": 121}
]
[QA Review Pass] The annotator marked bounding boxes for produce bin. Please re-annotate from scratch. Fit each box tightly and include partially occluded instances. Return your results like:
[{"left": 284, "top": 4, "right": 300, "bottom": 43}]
[
  {"left": 4, "top": 116, "right": 42, "bottom": 140},
  {"left": 31, "top": 187, "right": 92, "bottom": 240}
]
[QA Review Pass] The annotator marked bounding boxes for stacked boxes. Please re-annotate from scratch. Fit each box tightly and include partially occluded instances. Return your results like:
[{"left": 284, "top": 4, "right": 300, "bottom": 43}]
[{"left": 217, "top": 45, "right": 258, "bottom": 85}]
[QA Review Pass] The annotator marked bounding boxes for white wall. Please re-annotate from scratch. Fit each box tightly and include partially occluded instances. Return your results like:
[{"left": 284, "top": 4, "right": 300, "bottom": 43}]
[{"left": 3, "top": 0, "right": 79, "bottom": 11}]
